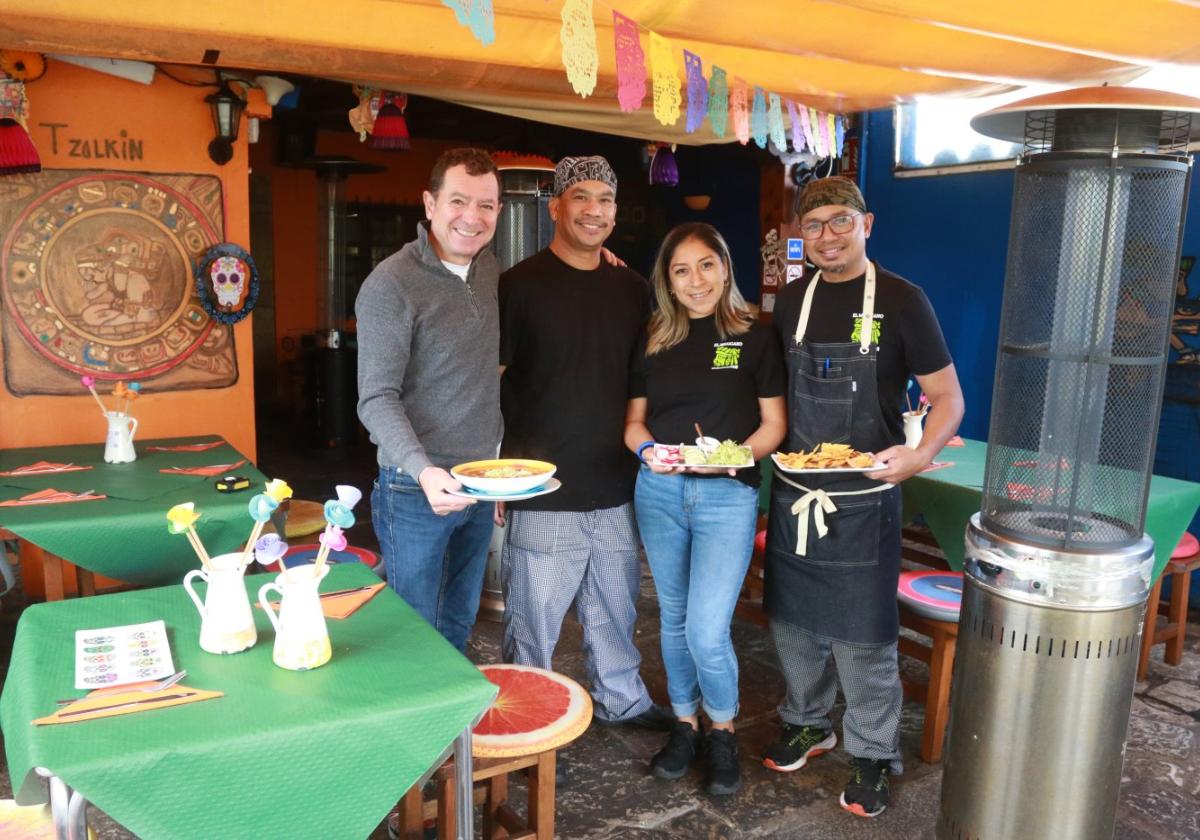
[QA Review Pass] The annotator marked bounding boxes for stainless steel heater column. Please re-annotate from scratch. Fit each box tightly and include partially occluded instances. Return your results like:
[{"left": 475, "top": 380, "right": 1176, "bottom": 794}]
[{"left": 937, "top": 88, "right": 1200, "bottom": 840}]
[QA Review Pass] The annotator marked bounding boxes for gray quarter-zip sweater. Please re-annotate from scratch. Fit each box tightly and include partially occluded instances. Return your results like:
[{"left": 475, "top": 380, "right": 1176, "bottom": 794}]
[{"left": 355, "top": 223, "right": 501, "bottom": 478}]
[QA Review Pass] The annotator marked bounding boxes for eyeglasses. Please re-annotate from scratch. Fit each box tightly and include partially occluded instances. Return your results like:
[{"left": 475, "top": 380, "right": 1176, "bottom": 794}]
[{"left": 800, "top": 213, "right": 862, "bottom": 239}]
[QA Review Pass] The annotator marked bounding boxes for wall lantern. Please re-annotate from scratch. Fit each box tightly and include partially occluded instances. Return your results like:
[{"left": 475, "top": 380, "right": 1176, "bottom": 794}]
[{"left": 205, "top": 80, "right": 245, "bottom": 165}]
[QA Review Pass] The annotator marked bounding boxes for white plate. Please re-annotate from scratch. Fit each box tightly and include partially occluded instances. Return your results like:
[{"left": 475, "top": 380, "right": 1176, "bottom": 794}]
[
  {"left": 771, "top": 453, "right": 886, "bottom": 474},
  {"left": 653, "top": 444, "right": 754, "bottom": 471},
  {"left": 447, "top": 477, "right": 562, "bottom": 502}
]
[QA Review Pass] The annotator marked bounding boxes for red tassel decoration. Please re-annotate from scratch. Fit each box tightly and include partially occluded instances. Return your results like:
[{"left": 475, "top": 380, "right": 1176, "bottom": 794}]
[
  {"left": 369, "top": 95, "right": 410, "bottom": 151},
  {"left": 0, "top": 118, "right": 40, "bottom": 175}
]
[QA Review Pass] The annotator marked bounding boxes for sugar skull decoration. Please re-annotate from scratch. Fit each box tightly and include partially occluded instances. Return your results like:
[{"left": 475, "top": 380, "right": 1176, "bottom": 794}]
[{"left": 193, "top": 242, "right": 259, "bottom": 324}]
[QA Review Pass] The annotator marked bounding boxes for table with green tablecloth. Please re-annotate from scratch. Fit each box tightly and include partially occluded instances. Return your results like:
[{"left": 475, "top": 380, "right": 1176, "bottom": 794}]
[
  {"left": 0, "top": 562, "right": 497, "bottom": 840},
  {"left": 0, "top": 436, "right": 270, "bottom": 596},
  {"left": 903, "top": 438, "right": 1200, "bottom": 581}
]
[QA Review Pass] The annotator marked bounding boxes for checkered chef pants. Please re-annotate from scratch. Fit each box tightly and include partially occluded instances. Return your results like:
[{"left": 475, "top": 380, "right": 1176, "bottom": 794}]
[
  {"left": 771, "top": 618, "right": 904, "bottom": 773},
  {"left": 501, "top": 503, "right": 654, "bottom": 721}
]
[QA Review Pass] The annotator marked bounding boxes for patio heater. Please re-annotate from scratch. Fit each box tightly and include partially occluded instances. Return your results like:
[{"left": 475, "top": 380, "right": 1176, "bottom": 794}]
[
  {"left": 308, "top": 155, "right": 382, "bottom": 447},
  {"left": 937, "top": 88, "right": 1200, "bottom": 840}
]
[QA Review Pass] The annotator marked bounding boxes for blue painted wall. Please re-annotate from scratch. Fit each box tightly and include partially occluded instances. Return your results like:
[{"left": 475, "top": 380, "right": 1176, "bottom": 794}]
[{"left": 861, "top": 108, "right": 1200, "bottom": 453}]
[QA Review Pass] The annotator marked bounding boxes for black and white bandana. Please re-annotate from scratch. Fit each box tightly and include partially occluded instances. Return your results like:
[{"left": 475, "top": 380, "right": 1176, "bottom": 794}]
[{"left": 553, "top": 155, "right": 618, "bottom": 196}]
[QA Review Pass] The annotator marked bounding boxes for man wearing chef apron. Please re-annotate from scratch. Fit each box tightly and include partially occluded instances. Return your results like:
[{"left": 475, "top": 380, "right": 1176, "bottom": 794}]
[{"left": 763, "top": 177, "right": 964, "bottom": 818}]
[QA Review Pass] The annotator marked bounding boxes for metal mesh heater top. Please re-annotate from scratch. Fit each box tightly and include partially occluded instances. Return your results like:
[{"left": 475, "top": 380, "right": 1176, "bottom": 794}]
[
  {"left": 971, "top": 88, "right": 1198, "bottom": 551},
  {"left": 494, "top": 160, "right": 555, "bottom": 272}
]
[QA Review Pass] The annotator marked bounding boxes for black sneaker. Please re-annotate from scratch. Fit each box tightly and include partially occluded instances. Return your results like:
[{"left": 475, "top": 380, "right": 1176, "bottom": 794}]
[
  {"left": 762, "top": 723, "right": 837, "bottom": 772},
  {"left": 650, "top": 720, "right": 703, "bottom": 780},
  {"left": 704, "top": 729, "right": 741, "bottom": 796},
  {"left": 839, "top": 757, "right": 890, "bottom": 818},
  {"left": 595, "top": 702, "right": 676, "bottom": 731}
]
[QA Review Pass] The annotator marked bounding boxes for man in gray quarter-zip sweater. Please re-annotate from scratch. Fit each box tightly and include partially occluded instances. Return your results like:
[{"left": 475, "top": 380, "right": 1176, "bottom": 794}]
[{"left": 356, "top": 148, "right": 502, "bottom": 652}]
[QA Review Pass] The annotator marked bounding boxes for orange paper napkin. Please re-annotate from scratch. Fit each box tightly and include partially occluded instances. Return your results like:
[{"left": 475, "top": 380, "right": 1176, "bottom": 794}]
[
  {"left": 945, "top": 436, "right": 965, "bottom": 447},
  {"left": 0, "top": 461, "right": 93, "bottom": 476},
  {"left": 0, "top": 489, "right": 105, "bottom": 507},
  {"left": 258, "top": 582, "right": 386, "bottom": 620},
  {"left": 921, "top": 461, "right": 955, "bottom": 473},
  {"left": 34, "top": 684, "right": 223, "bottom": 725},
  {"left": 146, "top": 442, "right": 225, "bottom": 452}
]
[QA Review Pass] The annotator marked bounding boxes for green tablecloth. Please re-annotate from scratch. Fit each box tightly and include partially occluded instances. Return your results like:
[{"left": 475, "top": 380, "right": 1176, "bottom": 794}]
[
  {"left": 903, "top": 438, "right": 1200, "bottom": 581},
  {"left": 0, "top": 437, "right": 269, "bottom": 585},
  {"left": 0, "top": 563, "right": 497, "bottom": 840}
]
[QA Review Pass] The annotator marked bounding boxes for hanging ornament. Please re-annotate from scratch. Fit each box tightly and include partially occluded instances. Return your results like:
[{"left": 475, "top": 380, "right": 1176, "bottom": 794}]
[
  {"left": 683, "top": 50, "right": 707, "bottom": 134},
  {"left": 369, "top": 93, "right": 410, "bottom": 151},
  {"left": 0, "top": 51, "right": 46, "bottom": 82},
  {"left": 649, "top": 143, "right": 679, "bottom": 186},
  {"left": 560, "top": 0, "right": 598, "bottom": 98},
  {"left": 786, "top": 99, "right": 804, "bottom": 152},
  {"left": 649, "top": 33, "right": 681, "bottom": 126},
  {"left": 707, "top": 66, "right": 728, "bottom": 139},
  {"left": 0, "top": 78, "right": 38, "bottom": 175},
  {"left": 440, "top": 0, "right": 495, "bottom": 46},
  {"left": 612, "top": 11, "right": 647, "bottom": 112},
  {"left": 348, "top": 85, "right": 378, "bottom": 142},
  {"left": 731, "top": 77, "right": 749, "bottom": 145},
  {"left": 750, "top": 87, "right": 768, "bottom": 149},
  {"left": 767, "top": 93, "right": 787, "bottom": 152}
]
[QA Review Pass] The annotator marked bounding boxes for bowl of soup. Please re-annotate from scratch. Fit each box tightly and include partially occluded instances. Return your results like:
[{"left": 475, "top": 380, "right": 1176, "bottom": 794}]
[{"left": 450, "top": 459, "right": 557, "bottom": 495}]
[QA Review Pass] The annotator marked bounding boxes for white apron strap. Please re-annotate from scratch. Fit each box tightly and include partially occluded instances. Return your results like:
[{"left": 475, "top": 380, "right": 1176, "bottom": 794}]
[
  {"left": 776, "top": 471, "right": 892, "bottom": 556},
  {"left": 792, "top": 263, "right": 877, "bottom": 353}
]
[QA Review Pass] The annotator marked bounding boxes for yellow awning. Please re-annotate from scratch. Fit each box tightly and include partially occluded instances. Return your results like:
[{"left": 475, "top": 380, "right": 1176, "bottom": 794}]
[{"left": 1, "top": 1, "right": 1196, "bottom": 143}]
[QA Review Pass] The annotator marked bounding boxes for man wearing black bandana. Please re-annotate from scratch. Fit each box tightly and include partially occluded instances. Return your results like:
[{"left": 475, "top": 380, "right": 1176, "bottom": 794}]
[{"left": 497, "top": 155, "right": 672, "bottom": 730}]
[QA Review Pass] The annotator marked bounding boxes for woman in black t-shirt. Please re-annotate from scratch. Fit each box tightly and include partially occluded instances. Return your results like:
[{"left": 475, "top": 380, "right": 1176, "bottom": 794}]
[{"left": 624, "top": 222, "right": 786, "bottom": 796}]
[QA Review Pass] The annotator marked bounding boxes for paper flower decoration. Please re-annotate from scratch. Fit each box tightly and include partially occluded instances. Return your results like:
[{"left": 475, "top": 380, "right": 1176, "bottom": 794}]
[
  {"left": 166, "top": 503, "right": 201, "bottom": 533},
  {"left": 254, "top": 533, "right": 289, "bottom": 568},
  {"left": 264, "top": 478, "right": 293, "bottom": 504},
  {"left": 248, "top": 493, "right": 278, "bottom": 522},
  {"left": 81, "top": 375, "right": 95, "bottom": 388},
  {"left": 319, "top": 525, "right": 347, "bottom": 553},
  {"left": 113, "top": 381, "right": 128, "bottom": 399},
  {"left": 128, "top": 382, "right": 142, "bottom": 393},
  {"left": 323, "top": 484, "right": 361, "bottom": 529}
]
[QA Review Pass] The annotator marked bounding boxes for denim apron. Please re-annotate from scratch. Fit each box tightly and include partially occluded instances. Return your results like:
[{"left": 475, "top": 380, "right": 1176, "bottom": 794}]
[{"left": 765, "top": 263, "right": 902, "bottom": 645}]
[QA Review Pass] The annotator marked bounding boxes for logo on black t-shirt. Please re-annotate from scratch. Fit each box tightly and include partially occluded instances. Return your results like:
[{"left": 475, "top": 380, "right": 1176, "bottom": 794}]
[
  {"left": 712, "top": 341, "right": 743, "bottom": 370},
  {"left": 851, "top": 313, "right": 883, "bottom": 345}
]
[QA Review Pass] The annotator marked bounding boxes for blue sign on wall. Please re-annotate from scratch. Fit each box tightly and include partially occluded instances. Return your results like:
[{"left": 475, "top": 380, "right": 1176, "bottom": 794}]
[{"left": 787, "top": 238, "right": 805, "bottom": 261}]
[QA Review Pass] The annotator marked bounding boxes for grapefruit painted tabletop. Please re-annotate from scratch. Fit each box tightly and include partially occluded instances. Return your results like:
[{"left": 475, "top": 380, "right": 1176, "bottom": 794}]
[{"left": 472, "top": 664, "right": 592, "bottom": 758}]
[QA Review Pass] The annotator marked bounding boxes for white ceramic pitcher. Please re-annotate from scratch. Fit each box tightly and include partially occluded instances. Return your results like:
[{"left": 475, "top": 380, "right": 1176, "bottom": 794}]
[
  {"left": 103, "top": 411, "right": 138, "bottom": 463},
  {"left": 257, "top": 563, "right": 332, "bottom": 671},
  {"left": 183, "top": 552, "right": 257, "bottom": 654},
  {"left": 903, "top": 411, "right": 925, "bottom": 450}
]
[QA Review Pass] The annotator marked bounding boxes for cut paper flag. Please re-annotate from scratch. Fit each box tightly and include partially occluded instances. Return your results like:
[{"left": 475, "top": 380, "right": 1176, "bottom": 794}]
[
  {"left": 560, "top": 0, "right": 598, "bottom": 97},
  {"left": 0, "top": 461, "right": 92, "bottom": 476},
  {"left": 683, "top": 50, "right": 707, "bottom": 133},
  {"left": 440, "top": 0, "right": 495, "bottom": 46},
  {"left": 649, "top": 32, "right": 681, "bottom": 126},
  {"left": 34, "top": 685, "right": 223, "bottom": 726},
  {"left": 731, "top": 77, "right": 750, "bottom": 145},
  {"left": 809, "top": 107, "right": 826, "bottom": 157},
  {"left": 707, "top": 66, "right": 729, "bottom": 138},
  {"left": 750, "top": 87, "right": 768, "bottom": 149},
  {"left": 146, "top": 441, "right": 225, "bottom": 453},
  {"left": 768, "top": 93, "right": 787, "bottom": 151},
  {"left": 826, "top": 113, "right": 837, "bottom": 158},
  {"left": 612, "top": 11, "right": 646, "bottom": 112},
  {"left": 159, "top": 459, "right": 247, "bottom": 477},
  {"left": 0, "top": 489, "right": 105, "bottom": 507},
  {"left": 835, "top": 115, "right": 845, "bottom": 157},
  {"left": 786, "top": 99, "right": 804, "bottom": 152},
  {"left": 799, "top": 104, "right": 815, "bottom": 153}
]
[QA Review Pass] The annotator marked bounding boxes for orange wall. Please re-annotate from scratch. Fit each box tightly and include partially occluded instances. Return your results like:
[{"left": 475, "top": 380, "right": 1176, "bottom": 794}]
[
  {"left": 1, "top": 61, "right": 257, "bottom": 459},
  {"left": 251, "top": 127, "right": 458, "bottom": 359}
]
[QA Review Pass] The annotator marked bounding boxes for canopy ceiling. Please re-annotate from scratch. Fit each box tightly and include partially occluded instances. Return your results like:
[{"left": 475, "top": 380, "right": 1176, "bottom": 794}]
[{"left": 2, "top": 0, "right": 1199, "bottom": 144}]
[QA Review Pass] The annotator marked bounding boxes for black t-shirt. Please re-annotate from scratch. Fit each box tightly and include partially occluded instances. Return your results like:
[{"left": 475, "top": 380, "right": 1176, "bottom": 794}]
[
  {"left": 500, "top": 249, "right": 651, "bottom": 511},
  {"left": 630, "top": 316, "right": 784, "bottom": 488},
  {"left": 772, "top": 262, "right": 952, "bottom": 442}
]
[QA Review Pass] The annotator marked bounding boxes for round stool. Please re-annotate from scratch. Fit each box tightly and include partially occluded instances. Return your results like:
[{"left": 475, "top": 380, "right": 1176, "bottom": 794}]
[
  {"left": 282, "top": 500, "right": 326, "bottom": 539},
  {"left": 754, "top": 529, "right": 767, "bottom": 555},
  {"left": 282, "top": 543, "right": 384, "bottom": 576},
  {"left": 898, "top": 570, "right": 963, "bottom": 623},
  {"left": 1171, "top": 531, "right": 1199, "bottom": 560}
]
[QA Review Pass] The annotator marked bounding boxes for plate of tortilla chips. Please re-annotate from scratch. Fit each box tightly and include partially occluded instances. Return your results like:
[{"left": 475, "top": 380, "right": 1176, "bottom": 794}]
[{"left": 772, "top": 443, "right": 884, "bottom": 474}]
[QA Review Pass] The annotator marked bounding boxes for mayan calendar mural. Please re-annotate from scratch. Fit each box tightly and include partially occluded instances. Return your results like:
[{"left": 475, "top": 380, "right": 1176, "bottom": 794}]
[{"left": 0, "top": 170, "right": 237, "bottom": 395}]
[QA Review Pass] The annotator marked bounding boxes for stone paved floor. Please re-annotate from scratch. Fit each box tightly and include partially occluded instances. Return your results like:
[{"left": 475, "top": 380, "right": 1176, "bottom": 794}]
[{"left": 2, "top": 437, "right": 1198, "bottom": 838}]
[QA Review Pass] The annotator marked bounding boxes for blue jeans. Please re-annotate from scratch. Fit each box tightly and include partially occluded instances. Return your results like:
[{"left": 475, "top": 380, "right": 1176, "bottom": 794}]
[
  {"left": 372, "top": 466, "right": 495, "bottom": 651},
  {"left": 634, "top": 467, "right": 758, "bottom": 722}
]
